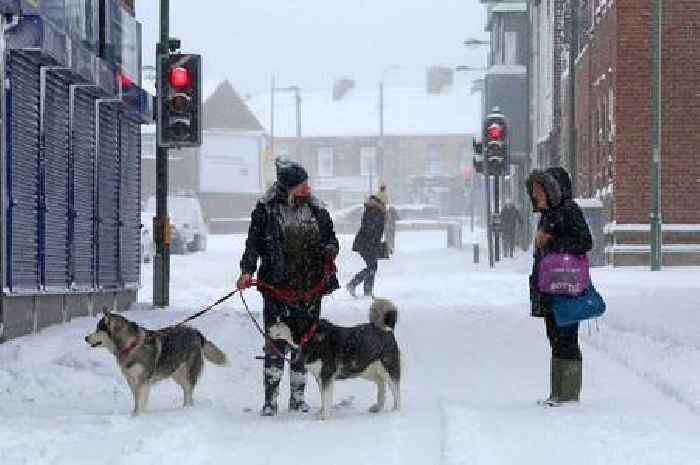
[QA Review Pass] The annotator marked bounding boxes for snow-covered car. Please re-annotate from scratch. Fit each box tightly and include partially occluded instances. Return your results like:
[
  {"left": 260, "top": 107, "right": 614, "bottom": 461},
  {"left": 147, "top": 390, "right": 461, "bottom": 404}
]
[
  {"left": 140, "top": 212, "right": 155, "bottom": 263},
  {"left": 145, "top": 195, "right": 208, "bottom": 255}
]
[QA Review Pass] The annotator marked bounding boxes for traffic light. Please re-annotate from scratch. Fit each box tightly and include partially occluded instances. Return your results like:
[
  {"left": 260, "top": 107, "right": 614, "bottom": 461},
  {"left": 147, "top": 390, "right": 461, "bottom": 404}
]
[
  {"left": 483, "top": 108, "right": 508, "bottom": 175},
  {"left": 157, "top": 53, "right": 202, "bottom": 148},
  {"left": 473, "top": 137, "right": 485, "bottom": 174}
]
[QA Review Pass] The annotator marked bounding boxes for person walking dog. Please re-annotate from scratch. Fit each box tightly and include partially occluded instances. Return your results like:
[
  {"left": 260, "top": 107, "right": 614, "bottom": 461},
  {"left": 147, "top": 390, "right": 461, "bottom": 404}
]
[
  {"left": 237, "top": 159, "right": 339, "bottom": 416},
  {"left": 527, "top": 167, "right": 592, "bottom": 406}
]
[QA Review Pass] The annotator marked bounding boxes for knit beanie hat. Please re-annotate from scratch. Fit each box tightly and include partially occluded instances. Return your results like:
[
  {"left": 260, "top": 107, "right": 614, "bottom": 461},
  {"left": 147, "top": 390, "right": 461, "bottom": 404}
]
[{"left": 276, "top": 158, "right": 309, "bottom": 189}]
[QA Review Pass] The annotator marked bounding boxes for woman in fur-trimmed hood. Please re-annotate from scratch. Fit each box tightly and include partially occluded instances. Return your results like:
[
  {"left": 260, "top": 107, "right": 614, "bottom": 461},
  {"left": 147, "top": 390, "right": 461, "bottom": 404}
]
[
  {"left": 347, "top": 194, "right": 387, "bottom": 297},
  {"left": 526, "top": 166, "right": 592, "bottom": 406}
]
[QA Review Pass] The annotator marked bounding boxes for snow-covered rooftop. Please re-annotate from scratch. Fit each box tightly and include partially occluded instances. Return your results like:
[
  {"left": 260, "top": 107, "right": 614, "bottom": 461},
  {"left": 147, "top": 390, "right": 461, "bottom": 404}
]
[{"left": 247, "top": 85, "right": 481, "bottom": 138}]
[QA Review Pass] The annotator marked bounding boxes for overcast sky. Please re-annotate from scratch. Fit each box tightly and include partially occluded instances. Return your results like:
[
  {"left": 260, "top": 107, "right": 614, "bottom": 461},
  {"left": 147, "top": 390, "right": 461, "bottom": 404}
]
[{"left": 136, "top": 0, "right": 488, "bottom": 97}]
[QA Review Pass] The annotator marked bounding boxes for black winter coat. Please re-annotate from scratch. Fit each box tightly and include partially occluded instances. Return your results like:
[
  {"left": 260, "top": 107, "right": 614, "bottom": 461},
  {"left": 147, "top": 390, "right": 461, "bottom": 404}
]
[
  {"left": 352, "top": 196, "right": 386, "bottom": 259},
  {"left": 240, "top": 184, "right": 340, "bottom": 295},
  {"left": 527, "top": 167, "right": 593, "bottom": 317}
]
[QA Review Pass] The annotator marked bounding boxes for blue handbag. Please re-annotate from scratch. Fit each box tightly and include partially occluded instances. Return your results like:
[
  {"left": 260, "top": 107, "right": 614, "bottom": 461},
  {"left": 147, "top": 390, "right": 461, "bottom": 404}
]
[{"left": 551, "top": 285, "right": 606, "bottom": 327}]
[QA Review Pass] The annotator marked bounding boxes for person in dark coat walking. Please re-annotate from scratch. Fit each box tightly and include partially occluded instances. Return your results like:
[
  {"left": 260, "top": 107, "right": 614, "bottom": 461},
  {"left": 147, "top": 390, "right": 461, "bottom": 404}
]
[
  {"left": 237, "top": 159, "right": 340, "bottom": 416},
  {"left": 500, "top": 202, "right": 523, "bottom": 258},
  {"left": 346, "top": 194, "right": 387, "bottom": 297},
  {"left": 526, "top": 166, "right": 592, "bottom": 406}
]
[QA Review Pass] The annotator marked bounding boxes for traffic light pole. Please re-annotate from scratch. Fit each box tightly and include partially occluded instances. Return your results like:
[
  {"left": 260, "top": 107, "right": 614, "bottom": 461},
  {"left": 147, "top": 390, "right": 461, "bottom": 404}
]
[
  {"left": 153, "top": 0, "right": 170, "bottom": 307},
  {"left": 493, "top": 174, "right": 501, "bottom": 262},
  {"left": 650, "top": 0, "right": 663, "bottom": 271},
  {"left": 484, "top": 173, "right": 494, "bottom": 268}
]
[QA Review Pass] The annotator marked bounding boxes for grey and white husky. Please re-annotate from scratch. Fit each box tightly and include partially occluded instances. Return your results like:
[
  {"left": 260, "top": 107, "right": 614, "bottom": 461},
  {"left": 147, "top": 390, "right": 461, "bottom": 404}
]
[
  {"left": 269, "top": 298, "right": 401, "bottom": 420},
  {"left": 85, "top": 310, "right": 227, "bottom": 415}
]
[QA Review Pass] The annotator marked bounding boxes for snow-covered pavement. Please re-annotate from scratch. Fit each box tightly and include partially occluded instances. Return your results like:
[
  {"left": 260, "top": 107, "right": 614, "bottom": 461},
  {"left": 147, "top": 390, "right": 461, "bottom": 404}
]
[{"left": 1, "top": 229, "right": 699, "bottom": 465}]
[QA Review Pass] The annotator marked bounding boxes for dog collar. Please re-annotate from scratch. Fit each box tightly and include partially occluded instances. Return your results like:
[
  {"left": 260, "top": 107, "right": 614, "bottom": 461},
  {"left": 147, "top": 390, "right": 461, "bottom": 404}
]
[
  {"left": 299, "top": 321, "right": 319, "bottom": 351},
  {"left": 119, "top": 335, "right": 143, "bottom": 357}
]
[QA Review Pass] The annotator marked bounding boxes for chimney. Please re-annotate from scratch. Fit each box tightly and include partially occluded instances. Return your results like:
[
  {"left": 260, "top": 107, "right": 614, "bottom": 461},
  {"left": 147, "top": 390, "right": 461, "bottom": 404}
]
[
  {"left": 426, "top": 66, "right": 454, "bottom": 95},
  {"left": 333, "top": 78, "right": 355, "bottom": 100}
]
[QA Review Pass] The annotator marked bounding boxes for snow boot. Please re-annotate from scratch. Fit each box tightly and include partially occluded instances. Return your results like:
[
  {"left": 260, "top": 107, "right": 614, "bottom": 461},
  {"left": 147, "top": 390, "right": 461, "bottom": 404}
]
[
  {"left": 558, "top": 359, "right": 582, "bottom": 403},
  {"left": 346, "top": 282, "right": 357, "bottom": 298},
  {"left": 538, "top": 357, "right": 561, "bottom": 406},
  {"left": 541, "top": 358, "right": 581, "bottom": 406},
  {"left": 262, "top": 359, "right": 283, "bottom": 416},
  {"left": 363, "top": 271, "right": 375, "bottom": 297},
  {"left": 289, "top": 360, "right": 310, "bottom": 412}
]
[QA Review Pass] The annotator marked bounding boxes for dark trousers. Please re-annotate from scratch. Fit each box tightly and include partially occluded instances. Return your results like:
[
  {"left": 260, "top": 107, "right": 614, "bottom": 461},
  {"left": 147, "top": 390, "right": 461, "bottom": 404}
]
[
  {"left": 349, "top": 252, "right": 378, "bottom": 296},
  {"left": 544, "top": 313, "right": 582, "bottom": 361},
  {"left": 262, "top": 294, "right": 321, "bottom": 405},
  {"left": 503, "top": 232, "right": 516, "bottom": 258}
]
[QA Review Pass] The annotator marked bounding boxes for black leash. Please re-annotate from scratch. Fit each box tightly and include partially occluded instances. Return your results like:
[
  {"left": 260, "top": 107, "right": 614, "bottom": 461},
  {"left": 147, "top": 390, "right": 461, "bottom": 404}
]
[
  {"left": 172, "top": 289, "right": 240, "bottom": 327},
  {"left": 238, "top": 290, "right": 291, "bottom": 363}
]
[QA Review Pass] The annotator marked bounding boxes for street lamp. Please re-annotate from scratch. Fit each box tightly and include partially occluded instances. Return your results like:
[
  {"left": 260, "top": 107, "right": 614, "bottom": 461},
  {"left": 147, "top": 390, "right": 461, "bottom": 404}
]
[
  {"left": 463, "top": 38, "right": 490, "bottom": 47},
  {"left": 376, "top": 65, "right": 400, "bottom": 194},
  {"left": 270, "top": 77, "right": 302, "bottom": 162}
]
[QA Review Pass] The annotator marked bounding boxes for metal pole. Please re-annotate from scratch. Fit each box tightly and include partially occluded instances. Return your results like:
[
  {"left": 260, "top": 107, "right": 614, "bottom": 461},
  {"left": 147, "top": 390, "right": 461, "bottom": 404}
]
[
  {"left": 295, "top": 88, "right": 302, "bottom": 162},
  {"left": 484, "top": 174, "right": 494, "bottom": 268},
  {"left": 377, "top": 80, "right": 384, "bottom": 188},
  {"left": 470, "top": 180, "right": 475, "bottom": 232},
  {"left": 270, "top": 75, "right": 275, "bottom": 160},
  {"left": 650, "top": 0, "right": 663, "bottom": 270},
  {"left": 494, "top": 175, "right": 501, "bottom": 262},
  {"left": 568, "top": 0, "right": 578, "bottom": 192},
  {"left": 153, "top": 0, "right": 170, "bottom": 307}
]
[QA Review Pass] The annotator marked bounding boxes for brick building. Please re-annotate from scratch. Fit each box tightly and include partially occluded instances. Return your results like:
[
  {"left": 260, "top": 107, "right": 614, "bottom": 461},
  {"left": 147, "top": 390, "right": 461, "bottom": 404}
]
[{"left": 564, "top": 0, "right": 700, "bottom": 265}]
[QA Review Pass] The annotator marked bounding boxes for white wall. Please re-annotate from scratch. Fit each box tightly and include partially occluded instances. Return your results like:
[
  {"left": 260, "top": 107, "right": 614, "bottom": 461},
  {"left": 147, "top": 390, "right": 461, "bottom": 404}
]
[{"left": 199, "top": 132, "right": 262, "bottom": 194}]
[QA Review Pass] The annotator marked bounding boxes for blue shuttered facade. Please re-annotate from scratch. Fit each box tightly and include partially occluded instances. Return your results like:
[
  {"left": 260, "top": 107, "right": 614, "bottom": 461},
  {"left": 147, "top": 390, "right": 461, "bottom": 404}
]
[
  {"left": 42, "top": 69, "right": 72, "bottom": 290},
  {"left": 71, "top": 87, "right": 98, "bottom": 289},
  {"left": 6, "top": 52, "right": 42, "bottom": 292},
  {"left": 1, "top": 5, "right": 149, "bottom": 342}
]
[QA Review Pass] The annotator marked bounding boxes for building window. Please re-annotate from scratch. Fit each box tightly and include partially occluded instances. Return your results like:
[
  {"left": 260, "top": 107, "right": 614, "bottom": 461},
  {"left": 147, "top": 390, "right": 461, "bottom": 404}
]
[
  {"left": 426, "top": 145, "right": 442, "bottom": 175},
  {"left": 360, "top": 147, "right": 377, "bottom": 176},
  {"left": 505, "top": 31, "right": 518, "bottom": 65},
  {"left": 317, "top": 147, "right": 334, "bottom": 177}
]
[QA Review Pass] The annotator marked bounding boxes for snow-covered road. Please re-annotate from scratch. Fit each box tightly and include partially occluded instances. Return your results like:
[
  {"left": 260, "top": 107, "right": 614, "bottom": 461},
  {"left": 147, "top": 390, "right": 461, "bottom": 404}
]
[{"left": 2, "top": 230, "right": 699, "bottom": 464}]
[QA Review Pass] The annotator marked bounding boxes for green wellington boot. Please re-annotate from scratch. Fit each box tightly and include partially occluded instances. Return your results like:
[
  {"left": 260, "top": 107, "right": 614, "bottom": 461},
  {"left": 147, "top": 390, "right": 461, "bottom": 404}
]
[
  {"left": 558, "top": 359, "right": 582, "bottom": 403},
  {"left": 539, "top": 358, "right": 561, "bottom": 405},
  {"left": 542, "top": 358, "right": 581, "bottom": 406}
]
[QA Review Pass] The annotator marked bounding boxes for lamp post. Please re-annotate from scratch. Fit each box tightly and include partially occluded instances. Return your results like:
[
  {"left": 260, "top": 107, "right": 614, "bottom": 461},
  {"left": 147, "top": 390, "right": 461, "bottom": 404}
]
[
  {"left": 650, "top": 0, "right": 663, "bottom": 270},
  {"left": 376, "top": 66, "right": 399, "bottom": 194},
  {"left": 270, "top": 78, "right": 302, "bottom": 161}
]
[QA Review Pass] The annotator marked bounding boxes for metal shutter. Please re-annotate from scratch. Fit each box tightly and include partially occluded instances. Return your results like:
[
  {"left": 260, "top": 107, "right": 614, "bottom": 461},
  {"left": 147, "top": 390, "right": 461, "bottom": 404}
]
[
  {"left": 120, "top": 112, "right": 141, "bottom": 287},
  {"left": 6, "top": 52, "right": 41, "bottom": 291},
  {"left": 42, "top": 69, "right": 71, "bottom": 290},
  {"left": 97, "top": 102, "right": 120, "bottom": 288},
  {"left": 71, "top": 87, "right": 97, "bottom": 289}
]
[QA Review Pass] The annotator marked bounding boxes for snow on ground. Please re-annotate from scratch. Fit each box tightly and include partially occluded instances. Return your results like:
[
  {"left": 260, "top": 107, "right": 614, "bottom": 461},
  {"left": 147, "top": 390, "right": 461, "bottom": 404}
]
[{"left": 1, "top": 227, "right": 700, "bottom": 465}]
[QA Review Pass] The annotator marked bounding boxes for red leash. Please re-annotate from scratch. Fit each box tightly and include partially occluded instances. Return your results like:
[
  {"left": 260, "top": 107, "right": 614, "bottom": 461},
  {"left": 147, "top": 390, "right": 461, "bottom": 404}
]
[{"left": 250, "top": 259, "right": 337, "bottom": 304}]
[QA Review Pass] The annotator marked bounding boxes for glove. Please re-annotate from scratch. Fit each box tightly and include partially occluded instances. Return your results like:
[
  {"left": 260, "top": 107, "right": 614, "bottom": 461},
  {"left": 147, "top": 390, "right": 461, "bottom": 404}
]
[
  {"left": 535, "top": 231, "right": 553, "bottom": 249},
  {"left": 236, "top": 273, "right": 253, "bottom": 290}
]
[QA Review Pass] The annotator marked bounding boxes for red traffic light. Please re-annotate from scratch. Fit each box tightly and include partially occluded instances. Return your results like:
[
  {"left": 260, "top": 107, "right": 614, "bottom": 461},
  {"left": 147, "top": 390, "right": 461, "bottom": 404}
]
[
  {"left": 486, "top": 123, "right": 504, "bottom": 141},
  {"left": 169, "top": 66, "right": 191, "bottom": 89}
]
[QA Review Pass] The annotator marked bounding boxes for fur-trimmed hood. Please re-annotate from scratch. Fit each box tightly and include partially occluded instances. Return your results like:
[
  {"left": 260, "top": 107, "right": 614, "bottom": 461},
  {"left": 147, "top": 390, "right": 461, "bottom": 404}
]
[{"left": 526, "top": 169, "right": 563, "bottom": 212}]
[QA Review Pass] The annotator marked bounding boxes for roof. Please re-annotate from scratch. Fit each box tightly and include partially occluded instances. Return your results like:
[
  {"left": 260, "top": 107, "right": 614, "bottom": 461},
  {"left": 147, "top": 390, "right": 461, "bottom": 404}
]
[
  {"left": 203, "top": 80, "right": 264, "bottom": 131},
  {"left": 247, "top": 85, "right": 481, "bottom": 138}
]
